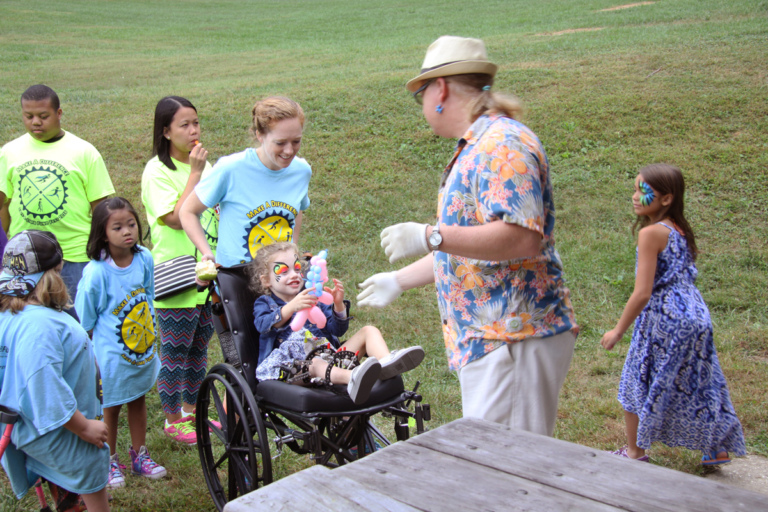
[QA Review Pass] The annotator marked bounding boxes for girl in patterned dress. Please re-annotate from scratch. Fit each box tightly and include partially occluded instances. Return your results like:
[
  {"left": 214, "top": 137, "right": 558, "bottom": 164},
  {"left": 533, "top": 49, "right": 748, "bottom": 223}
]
[{"left": 601, "top": 164, "right": 745, "bottom": 465}]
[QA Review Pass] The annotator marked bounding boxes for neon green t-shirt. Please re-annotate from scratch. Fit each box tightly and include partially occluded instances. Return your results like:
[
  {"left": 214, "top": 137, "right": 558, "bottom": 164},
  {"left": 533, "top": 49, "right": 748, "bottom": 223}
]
[
  {"left": 141, "top": 155, "right": 218, "bottom": 309},
  {"left": 0, "top": 132, "right": 115, "bottom": 262}
]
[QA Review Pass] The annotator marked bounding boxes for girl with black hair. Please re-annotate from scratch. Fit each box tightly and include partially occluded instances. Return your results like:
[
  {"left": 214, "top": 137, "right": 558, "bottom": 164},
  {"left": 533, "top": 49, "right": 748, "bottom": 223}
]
[
  {"left": 140, "top": 96, "right": 216, "bottom": 445},
  {"left": 75, "top": 197, "right": 166, "bottom": 488}
]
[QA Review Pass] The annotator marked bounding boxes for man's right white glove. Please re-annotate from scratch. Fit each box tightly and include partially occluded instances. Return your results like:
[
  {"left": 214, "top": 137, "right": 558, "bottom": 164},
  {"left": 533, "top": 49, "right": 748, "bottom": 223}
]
[{"left": 356, "top": 272, "right": 403, "bottom": 308}]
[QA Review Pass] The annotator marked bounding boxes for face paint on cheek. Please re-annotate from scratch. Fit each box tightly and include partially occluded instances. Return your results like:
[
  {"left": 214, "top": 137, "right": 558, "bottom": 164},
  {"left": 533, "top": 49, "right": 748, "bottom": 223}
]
[
  {"left": 639, "top": 181, "right": 655, "bottom": 206},
  {"left": 272, "top": 262, "right": 289, "bottom": 283}
]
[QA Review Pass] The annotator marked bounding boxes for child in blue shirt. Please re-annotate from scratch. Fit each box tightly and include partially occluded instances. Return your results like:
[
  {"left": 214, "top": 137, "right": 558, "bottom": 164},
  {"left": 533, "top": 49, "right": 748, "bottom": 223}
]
[
  {"left": 251, "top": 242, "right": 425, "bottom": 405},
  {"left": 0, "top": 230, "right": 110, "bottom": 511},
  {"left": 75, "top": 197, "right": 166, "bottom": 489}
]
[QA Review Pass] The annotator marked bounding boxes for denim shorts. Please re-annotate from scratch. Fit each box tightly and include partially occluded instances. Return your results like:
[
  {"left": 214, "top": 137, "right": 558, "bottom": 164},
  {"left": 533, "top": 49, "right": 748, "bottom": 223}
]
[{"left": 60, "top": 260, "right": 88, "bottom": 321}]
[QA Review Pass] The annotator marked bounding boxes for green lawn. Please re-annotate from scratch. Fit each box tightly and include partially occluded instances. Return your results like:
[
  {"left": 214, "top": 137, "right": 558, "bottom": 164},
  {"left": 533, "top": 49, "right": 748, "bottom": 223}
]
[{"left": 1, "top": 0, "right": 767, "bottom": 510}]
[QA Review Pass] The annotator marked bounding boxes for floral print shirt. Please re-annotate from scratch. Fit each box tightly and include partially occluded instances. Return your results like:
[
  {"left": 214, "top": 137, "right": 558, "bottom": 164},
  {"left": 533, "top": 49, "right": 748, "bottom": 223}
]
[{"left": 434, "top": 114, "right": 578, "bottom": 371}]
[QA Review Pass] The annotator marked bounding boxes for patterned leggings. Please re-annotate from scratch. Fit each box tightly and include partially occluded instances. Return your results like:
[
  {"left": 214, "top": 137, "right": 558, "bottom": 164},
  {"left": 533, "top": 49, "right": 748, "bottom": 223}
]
[{"left": 156, "top": 304, "right": 215, "bottom": 415}]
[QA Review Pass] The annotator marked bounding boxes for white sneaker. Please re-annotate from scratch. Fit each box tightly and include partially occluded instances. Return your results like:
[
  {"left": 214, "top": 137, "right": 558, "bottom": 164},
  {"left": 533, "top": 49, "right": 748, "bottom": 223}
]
[
  {"left": 347, "top": 357, "right": 381, "bottom": 405},
  {"left": 379, "top": 346, "right": 425, "bottom": 380},
  {"left": 107, "top": 453, "right": 125, "bottom": 489}
]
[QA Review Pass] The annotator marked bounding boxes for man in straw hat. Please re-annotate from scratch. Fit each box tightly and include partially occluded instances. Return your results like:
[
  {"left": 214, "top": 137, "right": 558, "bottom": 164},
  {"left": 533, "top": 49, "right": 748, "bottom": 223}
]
[{"left": 358, "top": 36, "right": 578, "bottom": 437}]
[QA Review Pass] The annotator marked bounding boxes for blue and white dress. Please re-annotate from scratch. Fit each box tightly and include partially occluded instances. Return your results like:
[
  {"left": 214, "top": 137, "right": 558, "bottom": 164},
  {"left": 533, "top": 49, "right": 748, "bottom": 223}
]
[{"left": 618, "top": 223, "right": 745, "bottom": 455}]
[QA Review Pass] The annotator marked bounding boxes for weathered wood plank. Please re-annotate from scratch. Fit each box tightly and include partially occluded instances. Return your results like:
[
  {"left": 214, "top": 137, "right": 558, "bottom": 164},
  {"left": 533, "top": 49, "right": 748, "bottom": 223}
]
[
  {"left": 224, "top": 465, "right": 421, "bottom": 512},
  {"left": 334, "top": 440, "right": 621, "bottom": 511},
  {"left": 408, "top": 418, "right": 767, "bottom": 512}
]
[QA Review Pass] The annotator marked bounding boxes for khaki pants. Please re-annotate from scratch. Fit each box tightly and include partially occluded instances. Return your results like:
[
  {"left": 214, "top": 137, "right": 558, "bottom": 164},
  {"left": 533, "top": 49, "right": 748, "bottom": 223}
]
[{"left": 456, "top": 331, "right": 576, "bottom": 436}]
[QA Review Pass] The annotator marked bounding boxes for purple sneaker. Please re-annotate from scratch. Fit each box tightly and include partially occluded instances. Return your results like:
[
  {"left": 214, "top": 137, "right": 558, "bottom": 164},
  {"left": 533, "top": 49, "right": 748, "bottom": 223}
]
[{"left": 129, "top": 446, "right": 167, "bottom": 479}]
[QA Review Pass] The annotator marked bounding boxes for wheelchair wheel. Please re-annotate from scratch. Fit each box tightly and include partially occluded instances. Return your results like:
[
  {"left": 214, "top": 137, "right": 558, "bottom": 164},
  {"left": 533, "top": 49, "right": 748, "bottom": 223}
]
[{"left": 197, "top": 364, "right": 272, "bottom": 511}]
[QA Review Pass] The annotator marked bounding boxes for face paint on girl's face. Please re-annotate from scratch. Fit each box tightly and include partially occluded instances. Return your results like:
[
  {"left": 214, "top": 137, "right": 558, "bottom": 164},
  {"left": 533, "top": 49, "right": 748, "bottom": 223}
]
[
  {"left": 272, "top": 259, "right": 302, "bottom": 283},
  {"left": 273, "top": 262, "right": 289, "bottom": 282},
  {"left": 266, "top": 250, "right": 305, "bottom": 302},
  {"left": 639, "top": 180, "right": 655, "bottom": 206}
]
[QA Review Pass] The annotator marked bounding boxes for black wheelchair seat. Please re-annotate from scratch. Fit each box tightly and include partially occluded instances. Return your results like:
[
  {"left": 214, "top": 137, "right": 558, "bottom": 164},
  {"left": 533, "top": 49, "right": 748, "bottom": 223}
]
[{"left": 256, "top": 377, "right": 405, "bottom": 414}]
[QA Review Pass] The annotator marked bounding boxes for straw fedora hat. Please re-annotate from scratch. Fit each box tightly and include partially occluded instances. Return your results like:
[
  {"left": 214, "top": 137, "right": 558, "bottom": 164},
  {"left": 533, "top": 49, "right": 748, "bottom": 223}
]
[{"left": 406, "top": 36, "right": 498, "bottom": 93}]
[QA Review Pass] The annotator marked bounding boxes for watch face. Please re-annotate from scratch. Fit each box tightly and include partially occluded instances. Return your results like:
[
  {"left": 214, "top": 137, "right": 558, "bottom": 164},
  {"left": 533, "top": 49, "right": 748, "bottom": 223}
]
[{"left": 429, "top": 232, "right": 442, "bottom": 248}]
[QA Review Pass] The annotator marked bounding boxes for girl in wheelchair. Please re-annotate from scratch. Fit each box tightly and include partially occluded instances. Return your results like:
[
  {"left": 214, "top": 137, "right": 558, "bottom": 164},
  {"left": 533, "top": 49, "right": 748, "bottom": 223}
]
[{"left": 249, "top": 242, "right": 424, "bottom": 405}]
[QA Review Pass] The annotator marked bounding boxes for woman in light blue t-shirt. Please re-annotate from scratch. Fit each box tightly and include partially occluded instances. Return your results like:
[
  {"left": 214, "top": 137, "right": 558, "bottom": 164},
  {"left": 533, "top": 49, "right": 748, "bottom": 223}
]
[{"left": 180, "top": 96, "right": 311, "bottom": 269}]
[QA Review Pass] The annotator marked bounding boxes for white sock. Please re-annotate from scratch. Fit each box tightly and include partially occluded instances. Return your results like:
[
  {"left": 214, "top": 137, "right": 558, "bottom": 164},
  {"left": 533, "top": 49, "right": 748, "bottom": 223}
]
[{"left": 181, "top": 409, "right": 193, "bottom": 418}]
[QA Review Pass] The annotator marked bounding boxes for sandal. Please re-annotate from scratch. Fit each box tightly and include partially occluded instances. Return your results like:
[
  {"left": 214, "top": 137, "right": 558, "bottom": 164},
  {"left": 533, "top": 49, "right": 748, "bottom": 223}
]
[
  {"left": 702, "top": 451, "right": 731, "bottom": 466},
  {"left": 609, "top": 445, "right": 650, "bottom": 462}
]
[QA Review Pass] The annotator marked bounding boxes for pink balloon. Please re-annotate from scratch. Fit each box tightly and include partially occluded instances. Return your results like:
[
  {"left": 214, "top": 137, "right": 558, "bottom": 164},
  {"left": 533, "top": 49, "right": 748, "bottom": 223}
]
[
  {"left": 290, "top": 309, "right": 311, "bottom": 331},
  {"left": 317, "top": 291, "right": 333, "bottom": 305},
  {"left": 309, "top": 306, "right": 327, "bottom": 328}
]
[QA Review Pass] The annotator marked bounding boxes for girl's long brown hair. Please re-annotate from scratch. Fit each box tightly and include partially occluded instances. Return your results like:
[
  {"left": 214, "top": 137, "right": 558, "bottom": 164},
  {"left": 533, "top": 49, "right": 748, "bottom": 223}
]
[
  {"left": 0, "top": 269, "right": 71, "bottom": 313},
  {"left": 633, "top": 163, "right": 698, "bottom": 260}
]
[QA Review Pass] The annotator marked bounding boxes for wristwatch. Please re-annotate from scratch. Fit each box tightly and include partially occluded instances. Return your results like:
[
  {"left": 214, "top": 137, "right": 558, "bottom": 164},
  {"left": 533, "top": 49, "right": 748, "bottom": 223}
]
[{"left": 428, "top": 224, "right": 442, "bottom": 251}]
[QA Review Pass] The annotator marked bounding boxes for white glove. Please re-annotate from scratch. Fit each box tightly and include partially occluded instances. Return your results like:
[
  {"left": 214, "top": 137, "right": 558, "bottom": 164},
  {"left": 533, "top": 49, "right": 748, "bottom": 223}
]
[
  {"left": 357, "top": 272, "right": 403, "bottom": 308},
  {"left": 380, "top": 222, "right": 429, "bottom": 263}
]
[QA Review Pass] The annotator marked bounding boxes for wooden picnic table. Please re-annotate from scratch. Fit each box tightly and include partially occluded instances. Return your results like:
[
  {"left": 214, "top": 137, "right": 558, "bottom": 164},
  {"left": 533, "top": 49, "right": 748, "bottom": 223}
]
[{"left": 224, "top": 417, "right": 766, "bottom": 511}]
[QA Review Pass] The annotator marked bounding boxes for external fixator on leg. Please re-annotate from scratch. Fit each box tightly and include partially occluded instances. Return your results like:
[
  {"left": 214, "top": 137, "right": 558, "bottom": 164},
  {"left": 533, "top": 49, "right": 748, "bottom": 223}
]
[{"left": 278, "top": 343, "right": 360, "bottom": 389}]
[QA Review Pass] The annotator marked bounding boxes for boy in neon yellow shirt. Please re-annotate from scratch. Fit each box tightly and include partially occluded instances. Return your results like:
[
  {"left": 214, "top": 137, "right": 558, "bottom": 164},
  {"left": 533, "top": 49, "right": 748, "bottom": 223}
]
[{"left": 0, "top": 85, "right": 114, "bottom": 313}]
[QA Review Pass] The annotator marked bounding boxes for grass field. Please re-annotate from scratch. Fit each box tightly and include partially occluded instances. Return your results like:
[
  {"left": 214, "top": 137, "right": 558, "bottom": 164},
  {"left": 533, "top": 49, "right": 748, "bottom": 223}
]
[{"left": 1, "top": 0, "right": 767, "bottom": 510}]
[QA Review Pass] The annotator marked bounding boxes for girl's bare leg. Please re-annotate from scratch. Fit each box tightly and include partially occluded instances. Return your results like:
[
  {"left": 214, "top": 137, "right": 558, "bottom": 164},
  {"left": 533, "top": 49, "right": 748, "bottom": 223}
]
[
  {"left": 102, "top": 405, "right": 121, "bottom": 456},
  {"left": 81, "top": 488, "right": 110, "bottom": 512},
  {"left": 308, "top": 357, "right": 352, "bottom": 385},
  {"left": 341, "top": 325, "right": 389, "bottom": 359},
  {"left": 624, "top": 410, "right": 646, "bottom": 459},
  {"left": 126, "top": 395, "right": 147, "bottom": 449}
]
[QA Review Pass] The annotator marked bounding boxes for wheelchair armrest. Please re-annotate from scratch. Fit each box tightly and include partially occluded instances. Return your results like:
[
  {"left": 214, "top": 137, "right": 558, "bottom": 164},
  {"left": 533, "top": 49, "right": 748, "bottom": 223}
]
[{"left": 0, "top": 405, "right": 18, "bottom": 425}]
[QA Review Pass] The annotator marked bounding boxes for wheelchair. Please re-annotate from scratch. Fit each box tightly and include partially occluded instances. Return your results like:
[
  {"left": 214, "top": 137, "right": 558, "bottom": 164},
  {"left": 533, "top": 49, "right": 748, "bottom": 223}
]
[{"left": 194, "top": 264, "right": 430, "bottom": 511}]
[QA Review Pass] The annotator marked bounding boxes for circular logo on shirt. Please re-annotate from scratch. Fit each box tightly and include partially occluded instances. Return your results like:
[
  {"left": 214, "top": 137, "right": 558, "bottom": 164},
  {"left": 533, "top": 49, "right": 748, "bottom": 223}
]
[
  {"left": 201, "top": 207, "right": 219, "bottom": 251},
  {"left": 117, "top": 299, "right": 156, "bottom": 356},
  {"left": 18, "top": 166, "right": 68, "bottom": 220},
  {"left": 242, "top": 210, "right": 293, "bottom": 259}
]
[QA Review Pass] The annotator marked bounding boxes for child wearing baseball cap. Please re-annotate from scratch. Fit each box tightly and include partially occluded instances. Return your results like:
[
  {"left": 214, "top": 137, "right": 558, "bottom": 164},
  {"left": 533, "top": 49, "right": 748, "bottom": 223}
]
[{"left": 0, "top": 230, "right": 110, "bottom": 511}]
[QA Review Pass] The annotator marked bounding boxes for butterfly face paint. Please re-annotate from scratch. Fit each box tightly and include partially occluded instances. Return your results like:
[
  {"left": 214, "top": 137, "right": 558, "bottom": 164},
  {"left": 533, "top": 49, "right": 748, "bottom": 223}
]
[
  {"left": 272, "top": 258, "right": 302, "bottom": 283},
  {"left": 639, "top": 180, "right": 655, "bottom": 207}
]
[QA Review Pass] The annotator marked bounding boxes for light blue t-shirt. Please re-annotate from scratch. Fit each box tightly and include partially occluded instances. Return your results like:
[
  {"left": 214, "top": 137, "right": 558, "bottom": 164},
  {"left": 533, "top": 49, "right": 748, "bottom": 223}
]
[
  {"left": 195, "top": 148, "right": 311, "bottom": 266},
  {"left": 0, "top": 305, "right": 109, "bottom": 497},
  {"left": 75, "top": 246, "right": 160, "bottom": 407}
]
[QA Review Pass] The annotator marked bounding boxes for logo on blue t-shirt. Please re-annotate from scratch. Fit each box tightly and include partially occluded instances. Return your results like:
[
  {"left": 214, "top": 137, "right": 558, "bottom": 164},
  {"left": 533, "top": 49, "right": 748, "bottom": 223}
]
[
  {"left": 116, "top": 298, "right": 156, "bottom": 359},
  {"left": 242, "top": 209, "right": 293, "bottom": 260}
]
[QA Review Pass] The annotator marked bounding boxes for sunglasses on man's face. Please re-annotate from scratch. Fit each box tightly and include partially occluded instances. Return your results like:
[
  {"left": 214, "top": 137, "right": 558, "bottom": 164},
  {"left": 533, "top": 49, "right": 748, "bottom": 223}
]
[{"left": 413, "top": 80, "right": 434, "bottom": 105}]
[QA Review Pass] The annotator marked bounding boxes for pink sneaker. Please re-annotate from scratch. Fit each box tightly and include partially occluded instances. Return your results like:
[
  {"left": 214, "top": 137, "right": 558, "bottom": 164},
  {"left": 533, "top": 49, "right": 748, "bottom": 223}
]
[
  {"left": 187, "top": 409, "right": 222, "bottom": 432},
  {"left": 164, "top": 416, "right": 197, "bottom": 445}
]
